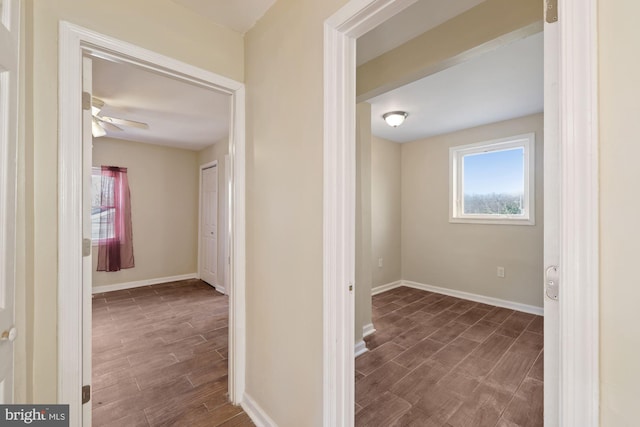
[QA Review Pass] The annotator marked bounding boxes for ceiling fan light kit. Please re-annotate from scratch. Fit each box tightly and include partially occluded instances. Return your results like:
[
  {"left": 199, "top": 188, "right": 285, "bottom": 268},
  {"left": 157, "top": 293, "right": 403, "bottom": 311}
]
[{"left": 383, "top": 111, "right": 408, "bottom": 127}]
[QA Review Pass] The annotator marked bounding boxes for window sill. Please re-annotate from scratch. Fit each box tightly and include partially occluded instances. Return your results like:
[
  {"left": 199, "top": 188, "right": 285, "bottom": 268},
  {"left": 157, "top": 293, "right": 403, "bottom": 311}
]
[{"left": 449, "top": 217, "right": 535, "bottom": 226}]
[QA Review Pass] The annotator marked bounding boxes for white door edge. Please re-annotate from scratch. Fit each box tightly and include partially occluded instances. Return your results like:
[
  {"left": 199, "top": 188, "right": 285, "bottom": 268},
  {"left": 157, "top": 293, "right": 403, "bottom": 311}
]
[
  {"left": 58, "top": 22, "right": 246, "bottom": 425},
  {"left": 323, "top": 1, "right": 599, "bottom": 427},
  {"left": 0, "top": 0, "right": 20, "bottom": 404},
  {"left": 81, "top": 56, "right": 93, "bottom": 427},
  {"left": 543, "top": 14, "right": 560, "bottom": 426},
  {"left": 224, "top": 154, "right": 231, "bottom": 295}
]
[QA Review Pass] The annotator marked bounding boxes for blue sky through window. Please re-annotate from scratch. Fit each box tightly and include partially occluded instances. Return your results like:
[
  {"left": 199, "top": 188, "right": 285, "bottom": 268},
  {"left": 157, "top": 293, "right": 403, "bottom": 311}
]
[{"left": 463, "top": 148, "right": 524, "bottom": 195}]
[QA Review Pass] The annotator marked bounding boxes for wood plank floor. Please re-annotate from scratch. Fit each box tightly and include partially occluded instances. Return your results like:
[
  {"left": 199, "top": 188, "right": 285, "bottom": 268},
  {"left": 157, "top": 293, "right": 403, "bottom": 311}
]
[
  {"left": 356, "top": 286, "right": 543, "bottom": 427},
  {"left": 92, "top": 279, "right": 254, "bottom": 427}
]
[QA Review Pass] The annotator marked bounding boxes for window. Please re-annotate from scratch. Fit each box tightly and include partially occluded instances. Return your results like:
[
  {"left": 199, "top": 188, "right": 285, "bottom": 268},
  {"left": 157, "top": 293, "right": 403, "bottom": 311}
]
[
  {"left": 91, "top": 167, "right": 115, "bottom": 242},
  {"left": 93, "top": 165, "right": 135, "bottom": 271},
  {"left": 449, "top": 133, "right": 535, "bottom": 225}
]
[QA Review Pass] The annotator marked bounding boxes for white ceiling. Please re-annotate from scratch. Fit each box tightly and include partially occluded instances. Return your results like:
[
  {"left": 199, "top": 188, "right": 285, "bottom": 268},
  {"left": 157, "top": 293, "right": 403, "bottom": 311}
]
[
  {"left": 357, "top": 0, "right": 485, "bottom": 66},
  {"left": 172, "top": 0, "right": 276, "bottom": 33},
  {"left": 368, "top": 31, "right": 544, "bottom": 143},
  {"left": 92, "top": 57, "right": 231, "bottom": 151}
]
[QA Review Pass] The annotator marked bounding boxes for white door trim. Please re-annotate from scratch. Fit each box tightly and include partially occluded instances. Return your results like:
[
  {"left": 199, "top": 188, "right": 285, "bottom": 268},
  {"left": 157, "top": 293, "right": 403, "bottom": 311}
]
[
  {"left": 323, "top": 1, "right": 599, "bottom": 426},
  {"left": 198, "top": 160, "right": 219, "bottom": 290},
  {"left": 557, "top": 0, "right": 599, "bottom": 425},
  {"left": 58, "top": 21, "right": 246, "bottom": 425}
]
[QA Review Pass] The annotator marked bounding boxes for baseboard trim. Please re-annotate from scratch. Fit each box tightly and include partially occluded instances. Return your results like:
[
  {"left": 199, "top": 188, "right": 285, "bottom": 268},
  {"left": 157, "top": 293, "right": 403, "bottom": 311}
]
[
  {"left": 242, "top": 393, "right": 278, "bottom": 427},
  {"left": 355, "top": 340, "right": 368, "bottom": 358},
  {"left": 92, "top": 273, "right": 198, "bottom": 294},
  {"left": 371, "top": 280, "right": 403, "bottom": 296},
  {"left": 401, "top": 280, "right": 544, "bottom": 316},
  {"left": 362, "top": 323, "right": 376, "bottom": 338}
]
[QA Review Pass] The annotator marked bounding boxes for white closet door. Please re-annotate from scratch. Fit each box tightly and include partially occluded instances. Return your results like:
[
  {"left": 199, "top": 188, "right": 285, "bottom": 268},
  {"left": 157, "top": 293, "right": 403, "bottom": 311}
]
[{"left": 201, "top": 165, "right": 218, "bottom": 286}]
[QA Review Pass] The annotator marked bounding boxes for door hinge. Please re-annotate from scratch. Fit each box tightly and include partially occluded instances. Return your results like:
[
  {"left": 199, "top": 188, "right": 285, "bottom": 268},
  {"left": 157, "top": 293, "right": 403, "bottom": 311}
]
[
  {"left": 545, "top": 0, "right": 558, "bottom": 24},
  {"left": 83, "top": 238, "right": 91, "bottom": 257},
  {"left": 82, "top": 91, "right": 91, "bottom": 111},
  {"left": 82, "top": 385, "right": 91, "bottom": 404}
]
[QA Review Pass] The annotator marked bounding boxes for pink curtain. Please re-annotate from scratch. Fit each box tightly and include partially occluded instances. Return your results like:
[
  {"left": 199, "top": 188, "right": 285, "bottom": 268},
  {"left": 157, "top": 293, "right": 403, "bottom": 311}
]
[{"left": 97, "top": 166, "right": 135, "bottom": 271}]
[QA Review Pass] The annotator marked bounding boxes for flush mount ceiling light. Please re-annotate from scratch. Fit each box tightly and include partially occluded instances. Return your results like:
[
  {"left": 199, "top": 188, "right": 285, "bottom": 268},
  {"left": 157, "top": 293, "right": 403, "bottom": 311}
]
[{"left": 383, "top": 111, "right": 408, "bottom": 127}]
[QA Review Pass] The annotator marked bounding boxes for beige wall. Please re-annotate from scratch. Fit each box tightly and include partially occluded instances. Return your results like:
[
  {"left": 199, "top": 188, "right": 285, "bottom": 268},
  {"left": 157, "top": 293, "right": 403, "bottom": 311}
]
[
  {"left": 198, "top": 140, "right": 230, "bottom": 290},
  {"left": 355, "top": 103, "right": 373, "bottom": 343},
  {"left": 599, "top": 0, "right": 640, "bottom": 424},
  {"left": 371, "top": 136, "right": 402, "bottom": 288},
  {"left": 21, "top": 0, "right": 244, "bottom": 403},
  {"left": 244, "top": 0, "right": 348, "bottom": 424},
  {"left": 402, "top": 114, "right": 544, "bottom": 308},
  {"left": 91, "top": 138, "right": 199, "bottom": 287}
]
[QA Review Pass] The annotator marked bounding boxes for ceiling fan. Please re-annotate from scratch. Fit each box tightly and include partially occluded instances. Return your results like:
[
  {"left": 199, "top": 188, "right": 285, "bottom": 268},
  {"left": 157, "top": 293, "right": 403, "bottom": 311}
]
[{"left": 91, "top": 97, "right": 149, "bottom": 138}]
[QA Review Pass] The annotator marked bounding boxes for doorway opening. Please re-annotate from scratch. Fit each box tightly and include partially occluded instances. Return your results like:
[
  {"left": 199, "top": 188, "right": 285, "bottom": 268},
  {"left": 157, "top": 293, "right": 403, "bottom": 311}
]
[
  {"left": 58, "top": 22, "right": 246, "bottom": 424},
  {"left": 354, "top": 7, "right": 545, "bottom": 424},
  {"left": 85, "top": 53, "right": 240, "bottom": 425},
  {"left": 323, "top": 0, "right": 599, "bottom": 426}
]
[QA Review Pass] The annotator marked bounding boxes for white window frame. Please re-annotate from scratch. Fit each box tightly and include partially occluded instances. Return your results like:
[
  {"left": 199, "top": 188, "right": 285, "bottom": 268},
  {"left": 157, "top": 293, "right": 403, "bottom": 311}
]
[
  {"left": 449, "top": 133, "right": 535, "bottom": 225},
  {"left": 90, "top": 167, "right": 116, "bottom": 244}
]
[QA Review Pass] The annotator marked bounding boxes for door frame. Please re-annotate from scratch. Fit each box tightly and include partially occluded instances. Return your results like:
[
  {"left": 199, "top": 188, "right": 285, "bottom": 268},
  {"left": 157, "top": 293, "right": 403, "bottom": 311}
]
[
  {"left": 323, "top": 0, "right": 599, "bottom": 426},
  {"left": 58, "top": 21, "right": 246, "bottom": 425},
  {"left": 198, "top": 160, "right": 221, "bottom": 292}
]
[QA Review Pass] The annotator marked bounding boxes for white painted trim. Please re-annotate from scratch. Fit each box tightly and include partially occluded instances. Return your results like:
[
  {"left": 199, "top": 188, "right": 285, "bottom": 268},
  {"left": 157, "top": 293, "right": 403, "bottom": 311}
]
[
  {"left": 224, "top": 154, "right": 231, "bottom": 295},
  {"left": 371, "top": 280, "right": 402, "bottom": 296},
  {"left": 58, "top": 22, "right": 246, "bottom": 424},
  {"left": 324, "top": 2, "right": 417, "bottom": 425},
  {"left": 362, "top": 323, "right": 376, "bottom": 338},
  {"left": 371, "top": 280, "right": 543, "bottom": 315},
  {"left": 325, "top": 1, "right": 599, "bottom": 426},
  {"left": 228, "top": 84, "right": 247, "bottom": 406},
  {"left": 354, "top": 340, "right": 368, "bottom": 358},
  {"left": 323, "top": 19, "right": 355, "bottom": 427},
  {"left": 91, "top": 273, "right": 198, "bottom": 294},
  {"left": 558, "top": 0, "right": 599, "bottom": 424},
  {"left": 401, "top": 280, "right": 543, "bottom": 316},
  {"left": 57, "top": 23, "right": 85, "bottom": 422},
  {"left": 198, "top": 160, "right": 218, "bottom": 287},
  {"left": 241, "top": 393, "right": 278, "bottom": 427}
]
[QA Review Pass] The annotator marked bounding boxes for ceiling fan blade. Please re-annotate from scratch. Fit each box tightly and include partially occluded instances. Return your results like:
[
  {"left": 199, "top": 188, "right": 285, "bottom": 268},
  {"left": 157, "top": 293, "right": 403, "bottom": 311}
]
[
  {"left": 92, "top": 118, "right": 107, "bottom": 138},
  {"left": 99, "top": 115, "right": 149, "bottom": 130},
  {"left": 98, "top": 120, "right": 124, "bottom": 132}
]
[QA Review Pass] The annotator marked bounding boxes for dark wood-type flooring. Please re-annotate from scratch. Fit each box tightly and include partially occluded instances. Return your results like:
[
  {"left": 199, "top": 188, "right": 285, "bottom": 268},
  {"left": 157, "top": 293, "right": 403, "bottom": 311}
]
[
  {"left": 356, "top": 286, "right": 543, "bottom": 427},
  {"left": 92, "top": 279, "right": 254, "bottom": 427}
]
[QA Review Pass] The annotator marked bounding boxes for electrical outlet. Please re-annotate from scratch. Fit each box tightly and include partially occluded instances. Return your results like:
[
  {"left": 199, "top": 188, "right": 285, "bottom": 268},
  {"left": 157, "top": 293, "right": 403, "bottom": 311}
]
[
  {"left": 378, "top": 258, "right": 383, "bottom": 268},
  {"left": 497, "top": 266, "right": 505, "bottom": 278}
]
